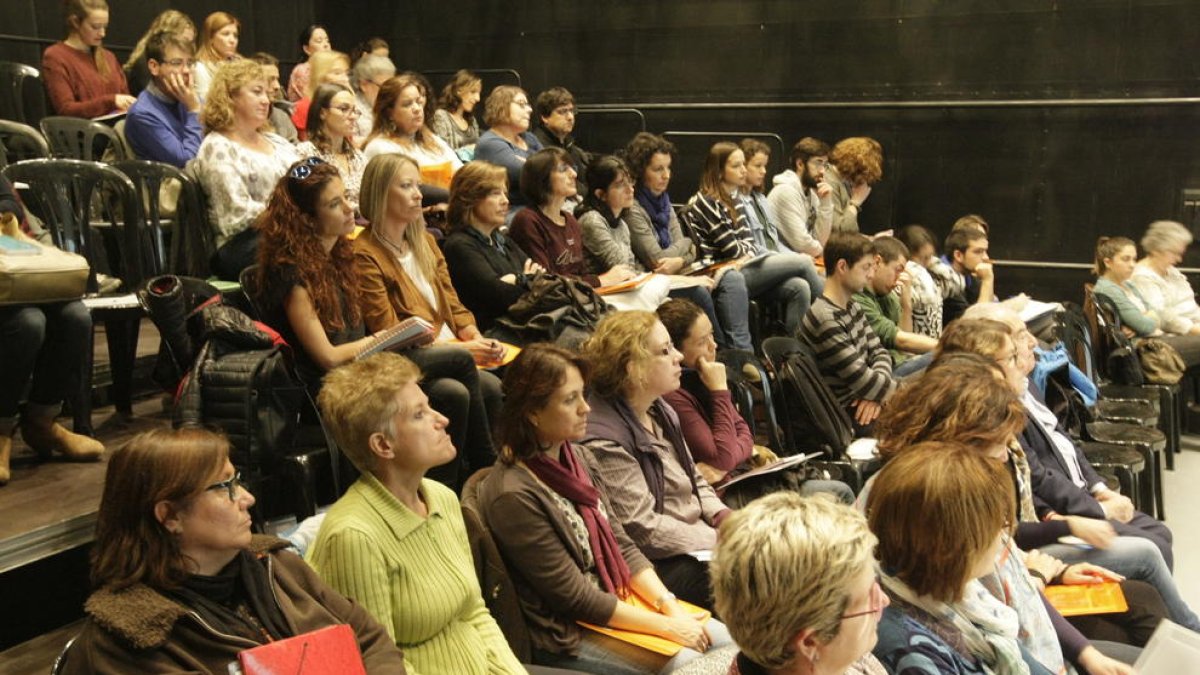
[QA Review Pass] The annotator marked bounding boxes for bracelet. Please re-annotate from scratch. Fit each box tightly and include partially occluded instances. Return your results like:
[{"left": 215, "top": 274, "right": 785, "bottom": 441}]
[
  {"left": 653, "top": 592, "right": 677, "bottom": 611},
  {"left": 1028, "top": 569, "right": 1048, "bottom": 585},
  {"left": 1051, "top": 564, "right": 1073, "bottom": 586}
]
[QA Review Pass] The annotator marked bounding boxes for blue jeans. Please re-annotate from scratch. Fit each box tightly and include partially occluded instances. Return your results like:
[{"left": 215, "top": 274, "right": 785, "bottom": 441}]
[
  {"left": 741, "top": 251, "right": 823, "bottom": 335},
  {"left": 1038, "top": 537, "right": 1200, "bottom": 631},
  {"left": 0, "top": 301, "right": 91, "bottom": 426},
  {"left": 532, "top": 619, "right": 733, "bottom": 674},
  {"left": 668, "top": 285, "right": 729, "bottom": 351},
  {"left": 893, "top": 352, "right": 934, "bottom": 378},
  {"left": 712, "top": 269, "right": 752, "bottom": 351}
]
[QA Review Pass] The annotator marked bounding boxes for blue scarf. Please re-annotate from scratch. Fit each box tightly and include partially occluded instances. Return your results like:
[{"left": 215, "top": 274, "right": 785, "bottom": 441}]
[{"left": 635, "top": 185, "right": 673, "bottom": 250}]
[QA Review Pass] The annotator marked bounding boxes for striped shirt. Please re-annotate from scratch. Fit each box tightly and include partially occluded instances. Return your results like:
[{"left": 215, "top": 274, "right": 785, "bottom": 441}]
[
  {"left": 683, "top": 192, "right": 758, "bottom": 261},
  {"left": 801, "top": 295, "right": 896, "bottom": 405}
]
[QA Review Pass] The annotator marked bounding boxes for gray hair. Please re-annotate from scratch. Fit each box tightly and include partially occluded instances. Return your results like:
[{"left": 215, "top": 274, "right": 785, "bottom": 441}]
[
  {"left": 1140, "top": 220, "right": 1192, "bottom": 255},
  {"left": 352, "top": 53, "right": 395, "bottom": 88}
]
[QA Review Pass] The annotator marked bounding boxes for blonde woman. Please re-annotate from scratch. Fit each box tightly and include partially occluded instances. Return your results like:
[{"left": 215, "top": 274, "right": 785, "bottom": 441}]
[
  {"left": 122, "top": 9, "right": 195, "bottom": 94},
  {"left": 713, "top": 492, "right": 887, "bottom": 675},
  {"left": 290, "top": 49, "right": 351, "bottom": 140},
  {"left": 193, "top": 11, "right": 240, "bottom": 103},
  {"left": 188, "top": 59, "right": 299, "bottom": 279},
  {"left": 42, "top": 0, "right": 133, "bottom": 117}
]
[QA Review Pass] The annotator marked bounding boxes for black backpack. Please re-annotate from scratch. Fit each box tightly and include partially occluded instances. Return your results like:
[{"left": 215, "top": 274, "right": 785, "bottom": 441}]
[
  {"left": 775, "top": 347, "right": 854, "bottom": 458},
  {"left": 174, "top": 303, "right": 306, "bottom": 470}
]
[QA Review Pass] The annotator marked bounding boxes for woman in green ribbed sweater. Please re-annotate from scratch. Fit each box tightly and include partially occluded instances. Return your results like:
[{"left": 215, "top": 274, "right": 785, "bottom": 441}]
[{"left": 306, "top": 352, "right": 526, "bottom": 674}]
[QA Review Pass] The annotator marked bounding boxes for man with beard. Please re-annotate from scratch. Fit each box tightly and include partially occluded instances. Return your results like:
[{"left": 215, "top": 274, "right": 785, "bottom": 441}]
[{"left": 767, "top": 137, "right": 833, "bottom": 257}]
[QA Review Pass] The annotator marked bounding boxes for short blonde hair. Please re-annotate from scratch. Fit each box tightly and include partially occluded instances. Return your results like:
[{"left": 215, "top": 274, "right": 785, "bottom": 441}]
[
  {"left": 317, "top": 353, "right": 421, "bottom": 473},
  {"left": 581, "top": 311, "right": 659, "bottom": 399},
  {"left": 199, "top": 59, "right": 266, "bottom": 133},
  {"left": 1140, "top": 220, "right": 1192, "bottom": 255},
  {"left": 306, "top": 50, "right": 350, "bottom": 98},
  {"left": 712, "top": 492, "right": 876, "bottom": 669}
]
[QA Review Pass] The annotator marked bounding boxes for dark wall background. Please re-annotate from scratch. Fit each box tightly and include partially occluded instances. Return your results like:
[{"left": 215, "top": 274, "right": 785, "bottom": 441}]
[{"left": 4, "top": 0, "right": 1200, "bottom": 302}]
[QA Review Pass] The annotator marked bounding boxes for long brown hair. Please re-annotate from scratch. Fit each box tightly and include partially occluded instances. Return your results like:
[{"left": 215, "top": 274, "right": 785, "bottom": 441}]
[
  {"left": 496, "top": 344, "right": 591, "bottom": 464},
  {"left": 698, "top": 141, "right": 742, "bottom": 225},
  {"left": 368, "top": 73, "right": 439, "bottom": 152},
  {"left": 90, "top": 428, "right": 229, "bottom": 590},
  {"left": 256, "top": 159, "right": 361, "bottom": 331},
  {"left": 64, "top": 0, "right": 115, "bottom": 81}
]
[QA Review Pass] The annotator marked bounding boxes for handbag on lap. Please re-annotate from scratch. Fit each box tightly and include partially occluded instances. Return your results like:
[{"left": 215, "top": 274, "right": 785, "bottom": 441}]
[{"left": 0, "top": 213, "right": 89, "bottom": 305}]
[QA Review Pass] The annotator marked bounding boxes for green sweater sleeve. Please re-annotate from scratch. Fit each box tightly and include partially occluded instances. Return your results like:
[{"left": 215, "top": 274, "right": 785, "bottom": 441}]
[
  {"left": 1095, "top": 278, "right": 1159, "bottom": 336},
  {"left": 854, "top": 290, "right": 899, "bottom": 348}
]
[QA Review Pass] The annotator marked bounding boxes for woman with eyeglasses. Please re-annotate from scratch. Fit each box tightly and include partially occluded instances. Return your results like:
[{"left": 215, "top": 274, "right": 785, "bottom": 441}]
[
  {"left": 290, "top": 50, "right": 352, "bottom": 142},
  {"left": 296, "top": 83, "right": 366, "bottom": 208},
  {"left": 62, "top": 427, "right": 407, "bottom": 673},
  {"left": 476, "top": 85, "right": 543, "bottom": 211},
  {"left": 477, "top": 344, "right": 730, "bottom": 675},
  {"left": 712, "top": 491, "right": 888, "bottom": 675},
  {"left": 578, "top": 311, "right": 732, "bottom": 611}
]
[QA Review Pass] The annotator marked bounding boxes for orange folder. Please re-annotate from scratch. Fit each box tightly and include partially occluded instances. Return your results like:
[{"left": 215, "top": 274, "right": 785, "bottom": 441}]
[
  {"left": 1043, "top": 582, "right": 1129, "bottom": 617},
  {"left": 596, "top": 272, "right": 654, "bottom": 296},
  {"left": 578, "top": 593, "right": 712, "bottom": 656}
]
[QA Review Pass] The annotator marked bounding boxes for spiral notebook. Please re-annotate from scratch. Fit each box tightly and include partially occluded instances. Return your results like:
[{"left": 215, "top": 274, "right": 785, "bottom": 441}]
[{"left": 354, "top": 317, "right": 435, "bottom": 360}]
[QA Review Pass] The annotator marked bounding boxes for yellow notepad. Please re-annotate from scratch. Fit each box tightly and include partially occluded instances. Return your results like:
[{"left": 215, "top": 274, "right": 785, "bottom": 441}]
[
  {"left": 578, "top": 593, "right": 712, "bottom": 656},
  {"left": 1044, "top": 582, "right": 1128, "bottom": 617}
]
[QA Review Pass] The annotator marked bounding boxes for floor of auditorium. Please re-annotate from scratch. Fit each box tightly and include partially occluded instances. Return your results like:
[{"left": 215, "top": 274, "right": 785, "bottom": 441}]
[{"left": 1, "top": 344, "right": 1199, "bottom": 672}]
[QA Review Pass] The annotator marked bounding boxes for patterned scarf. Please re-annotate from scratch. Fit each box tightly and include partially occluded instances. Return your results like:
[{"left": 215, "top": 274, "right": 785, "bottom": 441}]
[
  {"left": 635, "top": 185, "right": 674, "bottom": 250},
  {"left": 524, "top": 442, "right": 632, "bottom": 595}
]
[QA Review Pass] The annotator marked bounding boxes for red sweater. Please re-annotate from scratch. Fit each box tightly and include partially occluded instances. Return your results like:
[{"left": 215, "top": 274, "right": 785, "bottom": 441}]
[
  {"left": 42, "top": 42, "right": 128, "bottom": 118},
  {"left": 508, "top": 207, "right": 600, "bottom": 287},
  {"left": 662, "top": 371, "right": 754, "bottom": 473}
]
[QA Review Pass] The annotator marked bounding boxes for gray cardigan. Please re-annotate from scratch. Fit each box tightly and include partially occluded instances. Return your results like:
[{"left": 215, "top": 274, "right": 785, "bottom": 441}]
[{"left": 625, "top": 201, "right": 696, "bottom": 270}]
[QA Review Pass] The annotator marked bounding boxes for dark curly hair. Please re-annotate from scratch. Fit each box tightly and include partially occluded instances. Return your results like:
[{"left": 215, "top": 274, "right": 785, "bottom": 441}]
[
  {"left": 622, "top": 132, "right": 676, "bottom": 190},
  {"left": 255, "top": 159, "right": 360, "bottom": 331}
]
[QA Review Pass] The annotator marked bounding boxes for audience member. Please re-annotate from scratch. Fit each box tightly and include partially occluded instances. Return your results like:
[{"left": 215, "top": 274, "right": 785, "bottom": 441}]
[
  {"left": 363, "top": 74, "right": 463, "bottom": 193},
  {"left": 431, "top": 69, "right": 483, "bottom": 152},
  {"left": 511, "top": 148, "right": 675, "bottom": 311},
  {"left": 286, "top": 24, "right": 332, "bottom": 102},
  {"left": 62, "top": 428, "right": 406, "bottom": 673},
  {"left": 684, "top": 141, "right": 824, "bottom": 335},
  {"left": 874, "top": 352, "right": 1173, "bottom": 652},
  {"left": 477, "top": 344, "right": 730, "bottom": 674},
  {"left": 123, "top": 30, "right": 201, "bottom": 166},
  {"left": 656, "top": 299, "right": 854, "bottom": 507},
  {"left": 894, "top": 224, "right": 945, "bottom": 339},
  {"left": 1094, "top": 234, "right": 1200, "bottom": 365},
  {"left": 476, "top": 86, "right": 544, "bottom": 210},
  {"left": 534, "top": 87, "right": 591, "bottom": 197},
  {"left": 307, "top": 353, "right": 526, "bottom": 673},
  {"left": 1129, "top": 220, "right": 1200, "bottom": 346},
  {"left": 193, "top": 12, "right": 241, "bottom": 103},
  {"left": 42, "top": 0, "right": 133, "bottom": 118},
  {"left": 939, "top": 225, "right": 995, "bottom": 326},
  {"left": 190, "top": 59, "right": 299, "bottom": 280},
  {"left": 767, "top": 137, "right": 834, "bottom": 257},
  {"left": 121, "top": 9, "right": 195, "bottom": 95},
  {"left": 737, "top": 139, "right": 794, "bottom": 256},
  {"left": 852, "top": 236, "right": 937, "bottom": 377},
  {"left": 290, "top": 50, "right": 351, "bottom": 140},
  {"left": 577, "top": 154, "right": 707, "bottom": 315},
  {"left": 350, "top": 36, "right": 390, "bottom": 64},
  {"left": 800, "top": 232, "right": 895, "bottom": 430},
  {"left": 0, "top": 177, "right": 102, "bottom": 486},
  {"left": 827, "top": 137, "right": 883, "bottom": 234},
  {"left": 712, "top": 492, "right": 888, "bottom": 675},
  {"left": 352, "top": 153, "right": 500, "bottom": 490},
  {"left": 442, "top": 161, "right": 543, "bottom": 335},
  {"left": 868, "top": 443, "right": 1077, "bottom": 674},
  {"left": 580, "top": 311, "right": 732, "bottom": 610},
  {"left": 253, "top": 158, "right": 374, "bottom": 393},
  {"left": 249, "top": 52, "right": 298, "bottom": 142},
  {"left": 296, "top": 83, "right": 365, "bottom": 207},
  {"left": 624, "top": 132, "right": 752, "bottom": 350},
  {"left": 350, "top": 53, "right": 396, "bottom": 147}
]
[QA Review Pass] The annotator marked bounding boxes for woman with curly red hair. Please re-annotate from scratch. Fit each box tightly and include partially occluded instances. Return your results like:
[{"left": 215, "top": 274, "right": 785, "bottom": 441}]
[
  {"left": 253, "top": 157, "right": 375, "bottom": 393},
  {"left": 828, "top": 137, "right": 883, "bottom": 234}
]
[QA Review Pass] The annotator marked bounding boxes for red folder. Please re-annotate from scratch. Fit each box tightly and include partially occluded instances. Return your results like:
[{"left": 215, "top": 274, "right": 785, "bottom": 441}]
[{"left": 237, "top": 624, "right": 366, "bottom": 675}]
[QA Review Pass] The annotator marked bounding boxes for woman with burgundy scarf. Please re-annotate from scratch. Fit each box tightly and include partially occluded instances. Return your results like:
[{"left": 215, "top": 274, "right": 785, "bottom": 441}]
[{"left": 477, "top": 344, "right": 731, "bottom": 675}]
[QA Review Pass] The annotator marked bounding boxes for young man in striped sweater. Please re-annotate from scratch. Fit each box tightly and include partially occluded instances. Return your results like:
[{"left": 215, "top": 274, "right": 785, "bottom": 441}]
[{"left": 800, "top": 231, "right": 897, "bottom": 432}]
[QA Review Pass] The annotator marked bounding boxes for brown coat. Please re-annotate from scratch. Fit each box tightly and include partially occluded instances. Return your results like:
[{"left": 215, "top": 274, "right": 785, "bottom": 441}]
[
  {"left": 475, "top": 459, "right": 653, "bottom": 655},
  {"left": 353, "top": 227, "right": 476, "bottom": 336},
  {"left": 63, "top": 536, "right": 407, "bottom": 674}
]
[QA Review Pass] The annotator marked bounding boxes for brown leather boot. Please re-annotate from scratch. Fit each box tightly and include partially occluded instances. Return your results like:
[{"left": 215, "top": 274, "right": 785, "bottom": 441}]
[
  {"left": 19, "top": 417, "right": 104, "bottom": 462},
  {"left": 0, "top": 435, "right": 11, "bottom": 485}
]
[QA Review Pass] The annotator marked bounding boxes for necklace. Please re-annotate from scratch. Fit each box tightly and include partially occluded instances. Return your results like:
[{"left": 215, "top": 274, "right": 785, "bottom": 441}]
[{"left": 373, "top": 227, "right": 408, "bottom": 259}]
